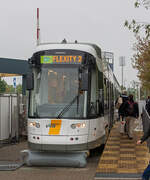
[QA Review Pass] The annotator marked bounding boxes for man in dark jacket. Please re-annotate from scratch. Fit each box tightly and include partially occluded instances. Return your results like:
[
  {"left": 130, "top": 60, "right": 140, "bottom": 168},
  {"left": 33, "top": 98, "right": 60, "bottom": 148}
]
[
  {"left": 146, "top": 96, "right": 150, "bottom": 116},
  {"left": 137, "top": 126, "right": 150, "bottom": 180},
  {"left": 120, "top": 94, "right": 139, "bottom": 139},
  {"left": 118, "top": 92, "right": 128, "bottom": 120}
]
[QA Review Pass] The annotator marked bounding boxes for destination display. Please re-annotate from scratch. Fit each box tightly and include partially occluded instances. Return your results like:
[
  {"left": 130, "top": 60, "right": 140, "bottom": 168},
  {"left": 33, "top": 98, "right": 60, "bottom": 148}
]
[{"left": 40, "top": 55, "right": 82, "bottom": 64}]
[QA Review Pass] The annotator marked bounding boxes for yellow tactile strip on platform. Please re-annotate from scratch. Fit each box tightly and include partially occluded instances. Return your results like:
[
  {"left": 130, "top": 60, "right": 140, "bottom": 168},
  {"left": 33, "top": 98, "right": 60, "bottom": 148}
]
[{"left": 95, "top": 122, "right": 149, "bottom": 179}]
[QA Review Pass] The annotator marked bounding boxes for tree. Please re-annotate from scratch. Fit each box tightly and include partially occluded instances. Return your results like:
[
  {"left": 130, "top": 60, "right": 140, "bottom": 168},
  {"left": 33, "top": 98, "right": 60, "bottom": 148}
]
[
  {"left": 0, "top": 78, "right": 7, "bottom": 93},
  {"left": 132, "top": 36, "right": 150, "bottom": 89},
  {"left": 124, "top": 1, "right": 150, "bottom": 93},
  {"left": 5, "top": 84, "right": 15, "bottom": 93},
  {"left": 127, "top": 87, "right": 136, "bottom": 99},
  {"left": 5, "top": 84, "right": 22, "bottom": 94},
  {"left": 16, "top": 84, "right": 22, "bottom": 94},
  {"left": 134, "top": 0, "right": 150, "bottom": 8},
  {"left": 124, "top": 0, "right": 150, "bottom": 38},
  {"left": 0, "top": 79, "right": 22, "bottom": 94}
]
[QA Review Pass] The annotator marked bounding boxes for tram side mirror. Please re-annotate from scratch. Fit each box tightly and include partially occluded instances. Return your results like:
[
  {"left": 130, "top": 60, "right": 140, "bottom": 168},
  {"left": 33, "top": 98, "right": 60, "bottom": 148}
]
[
  {"left": 80, "top": 72, "right": 88, "bottom": 91},
  {"left": 26, "top": 72, "right": 34, "bottom": 90}
]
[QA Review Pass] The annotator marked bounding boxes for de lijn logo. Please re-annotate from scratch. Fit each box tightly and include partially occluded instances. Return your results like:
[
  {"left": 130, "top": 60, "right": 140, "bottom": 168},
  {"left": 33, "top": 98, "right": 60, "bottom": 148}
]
[{"left": 41, "top": 56, "right": 53, "bottom": 64}]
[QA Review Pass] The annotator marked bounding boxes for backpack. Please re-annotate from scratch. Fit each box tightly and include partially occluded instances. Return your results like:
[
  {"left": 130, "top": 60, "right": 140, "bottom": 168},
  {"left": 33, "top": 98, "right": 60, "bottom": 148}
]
[{"left": 126, "top": 101, "right": 135, "bottom": 116}]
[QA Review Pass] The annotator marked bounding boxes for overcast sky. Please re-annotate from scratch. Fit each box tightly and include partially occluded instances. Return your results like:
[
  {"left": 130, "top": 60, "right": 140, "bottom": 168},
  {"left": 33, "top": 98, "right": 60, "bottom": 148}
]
[{"left": 1, "top": 0, "right": 150, "bottom": 87}]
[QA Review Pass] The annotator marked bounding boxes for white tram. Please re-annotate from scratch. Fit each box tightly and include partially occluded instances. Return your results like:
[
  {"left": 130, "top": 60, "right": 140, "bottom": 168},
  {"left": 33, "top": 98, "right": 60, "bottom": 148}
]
[{"left": 26, "top": 42, "right": 121, "bottom": 152}]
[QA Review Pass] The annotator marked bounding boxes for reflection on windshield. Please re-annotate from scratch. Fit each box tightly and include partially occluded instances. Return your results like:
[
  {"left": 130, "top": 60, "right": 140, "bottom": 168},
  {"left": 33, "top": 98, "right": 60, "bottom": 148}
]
[
  {"left": 47, "top": 70, "right": 78, "bottom": 104},
  {"left": 29, "top": 67, "right": 86, "bottom": 118}
]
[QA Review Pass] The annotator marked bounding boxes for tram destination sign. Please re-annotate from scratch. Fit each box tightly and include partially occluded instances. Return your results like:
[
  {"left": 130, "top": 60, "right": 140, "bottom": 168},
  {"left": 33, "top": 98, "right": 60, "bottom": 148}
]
[{"left": 41, "top": 55, "right": 82, "bottom": 64}]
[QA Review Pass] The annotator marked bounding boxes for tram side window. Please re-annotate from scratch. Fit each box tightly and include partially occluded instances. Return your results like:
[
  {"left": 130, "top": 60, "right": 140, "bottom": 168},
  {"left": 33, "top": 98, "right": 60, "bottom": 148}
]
[
  {"left": 104, "top": 78, "right": 109, "bottom": 111},
  {"left": 104, "top": 78, "right": 107, "bottom": 110},
  {"left": 97, "top": 71, "right": 104, "bottom": 116},
  {"left": 110, "top": 83, "right": 113, "bottom": 106},
  {"left": 112, "top": 84, "right": 115, "bottom": 106},
  {"left": 111, "top": 84, "right": 114, "bottom": 102},
  {"left": 89, "top": 68, "right": 98, "bottom": 116},
  {"left": 107, "top": 82, "right": 110, "bottom": 109}
]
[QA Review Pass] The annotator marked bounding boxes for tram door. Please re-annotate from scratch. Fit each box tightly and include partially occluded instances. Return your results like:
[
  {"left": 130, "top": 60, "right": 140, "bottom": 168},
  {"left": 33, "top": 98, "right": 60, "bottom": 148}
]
[
  {"left": 108, "top": 82, "right": 112, "bottom": 129},
  {"left": 104, "top": 79, "right": 114, "bottom": 131},
  {"left": 104, "top": 78, "right": 109, "bottom": 129},
  {"left": 109, "top": 83, "right": 114, "bottom": 128}
]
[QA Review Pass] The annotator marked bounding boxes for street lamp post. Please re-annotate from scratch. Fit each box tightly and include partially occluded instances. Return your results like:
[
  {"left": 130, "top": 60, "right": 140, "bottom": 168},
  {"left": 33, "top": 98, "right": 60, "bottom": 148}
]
[
  {"left": 136, "top": 82, "right": 141, "bottom": 101},
  {"left": 119, "top": 56, "right": 126, "bottom": 92},
  {"left": 134, "top": 81, "right": 140, "bottom": 101}
]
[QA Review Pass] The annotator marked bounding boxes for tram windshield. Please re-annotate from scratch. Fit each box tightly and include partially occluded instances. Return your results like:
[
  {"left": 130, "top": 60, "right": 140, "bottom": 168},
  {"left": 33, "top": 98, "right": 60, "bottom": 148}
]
[{"left": 29, "top": 66, "right": 86, "bottom": 118}]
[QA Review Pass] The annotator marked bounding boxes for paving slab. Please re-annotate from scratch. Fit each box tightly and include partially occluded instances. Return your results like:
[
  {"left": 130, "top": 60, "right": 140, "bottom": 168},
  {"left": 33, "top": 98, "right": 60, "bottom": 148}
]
[{"left": 95, "top": 122, "right": 149, "bottom": 180}]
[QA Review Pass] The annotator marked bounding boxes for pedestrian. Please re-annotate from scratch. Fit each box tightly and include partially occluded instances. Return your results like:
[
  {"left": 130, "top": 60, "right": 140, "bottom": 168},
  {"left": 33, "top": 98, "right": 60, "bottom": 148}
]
[
  {"left": 146, "top": 96, "right": 150, "bottom": 105},
  {"left": 117, "top": 92, "right": 128, "bottom": 133},
  {"left": 146, "top": 96, "right": 150, "bottom": 116},
  {"left": 115, "top": 94, "right": 123, "bottom": 109},
  {"left": 120, "top": 94, "right": 139, "bottom": 139},
  {"left": 118, "top": 91, "right": 128, "bottom": 121},
  {"left": 137, "top": 125, "right": 150, "bottom": 180},
  {"left": 115, "top": 94, "right": 122, "bottom": 121}
]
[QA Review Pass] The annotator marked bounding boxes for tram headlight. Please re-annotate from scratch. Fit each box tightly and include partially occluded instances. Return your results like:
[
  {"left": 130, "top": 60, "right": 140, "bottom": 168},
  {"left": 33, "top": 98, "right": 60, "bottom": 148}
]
[
  {"left": 71, "top": 123, "right": 86, "bottom": 129},
  {"left": 29, "top": 122, "right": 40, "bottom": 128},
  {"left": 29, "top": 122, "right": 36, "bottom": 127}
]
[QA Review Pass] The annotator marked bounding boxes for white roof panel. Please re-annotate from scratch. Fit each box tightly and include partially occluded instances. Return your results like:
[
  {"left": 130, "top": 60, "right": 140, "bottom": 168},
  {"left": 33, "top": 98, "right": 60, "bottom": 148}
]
[{"left": 35, "top": 43, "right": 101, "bottom": 59}]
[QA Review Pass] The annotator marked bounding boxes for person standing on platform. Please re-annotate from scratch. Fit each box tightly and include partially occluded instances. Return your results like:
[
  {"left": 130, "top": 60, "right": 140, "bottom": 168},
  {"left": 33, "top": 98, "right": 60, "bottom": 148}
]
[
  {"left": 137, "top": 126, "right": 150, "bottom": 180},
  {"left": 120, "top": 94, "right": 139, "bottom": 139},
  {"left": 118, "top": 91, "right": 128, "bottom": 121},
  {"left": 115, "top": 94, "right": 123, "bottom": 121},
  {"left": 117, "top": 92, "right": 128, "bottom": 134},
  {"left": 146, "top": 96, "right": 150, "bottom": 105},
  {"left": 146, "top": 96, "right": 150, "bottom": 116}
]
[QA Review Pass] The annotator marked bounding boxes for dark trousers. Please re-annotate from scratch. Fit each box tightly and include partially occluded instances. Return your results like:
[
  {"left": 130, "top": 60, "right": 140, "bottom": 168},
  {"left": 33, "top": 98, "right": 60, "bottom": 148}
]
[{"left": 142, "top": 163, "right": 150, "bottom": 180}]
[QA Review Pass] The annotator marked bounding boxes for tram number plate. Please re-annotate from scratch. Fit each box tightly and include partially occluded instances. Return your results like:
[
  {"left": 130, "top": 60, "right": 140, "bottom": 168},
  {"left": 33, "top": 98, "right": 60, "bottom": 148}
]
[{"left": 48, "top": 120, "right": 62, "bottom": 135}]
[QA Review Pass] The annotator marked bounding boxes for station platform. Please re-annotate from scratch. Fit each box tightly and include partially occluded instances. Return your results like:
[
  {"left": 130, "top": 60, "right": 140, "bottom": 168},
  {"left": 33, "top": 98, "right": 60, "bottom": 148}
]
[{"left": 95, "top": 122, "right": 149, "bottom": 180}]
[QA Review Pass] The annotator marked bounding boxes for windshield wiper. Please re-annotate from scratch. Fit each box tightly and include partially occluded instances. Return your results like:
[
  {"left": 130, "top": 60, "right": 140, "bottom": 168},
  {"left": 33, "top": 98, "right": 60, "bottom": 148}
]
[{"left": 57, "top": 94, "right": 79, "bottom": 119}]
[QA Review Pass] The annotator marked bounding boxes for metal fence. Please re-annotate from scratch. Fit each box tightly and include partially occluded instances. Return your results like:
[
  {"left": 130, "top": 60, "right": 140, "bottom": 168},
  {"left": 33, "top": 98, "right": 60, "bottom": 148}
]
[
  {"left": 0, "top": 94, "right": 18, "bottom": 142},
  {"left": 142, "top": 107, "right": 150, "bottom": 148},
  {"left": 0, "top": 94, "right": 27, "bottom": 143}
]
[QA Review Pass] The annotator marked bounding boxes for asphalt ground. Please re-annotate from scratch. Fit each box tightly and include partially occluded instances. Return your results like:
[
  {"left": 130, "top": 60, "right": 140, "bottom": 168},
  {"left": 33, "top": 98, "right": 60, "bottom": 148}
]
[{"left": 0, "top": 141, "right": 102, "bottom": 180}]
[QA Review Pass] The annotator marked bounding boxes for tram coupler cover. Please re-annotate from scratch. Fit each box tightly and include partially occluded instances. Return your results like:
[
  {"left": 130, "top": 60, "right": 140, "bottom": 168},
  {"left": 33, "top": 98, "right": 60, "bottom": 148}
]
[{"left": 20, "top": 150, "right": 87, "bottom": 168}]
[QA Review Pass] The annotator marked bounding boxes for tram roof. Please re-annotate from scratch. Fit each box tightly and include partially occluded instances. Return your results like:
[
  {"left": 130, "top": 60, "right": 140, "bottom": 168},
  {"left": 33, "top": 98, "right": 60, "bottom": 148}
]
[{"left": 35, "top": 43, "right": 102, "bottom": 59}]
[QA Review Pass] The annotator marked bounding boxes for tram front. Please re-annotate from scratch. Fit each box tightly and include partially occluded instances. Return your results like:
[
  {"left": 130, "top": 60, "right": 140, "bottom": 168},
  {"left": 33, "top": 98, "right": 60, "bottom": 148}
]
[{"left": 27, "top": 48, "right": 96, "bottom": 151}]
